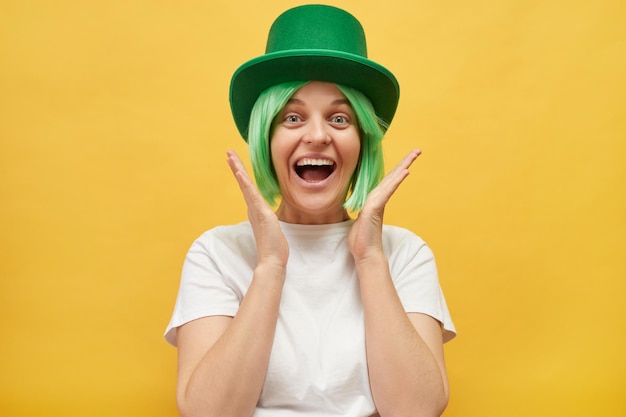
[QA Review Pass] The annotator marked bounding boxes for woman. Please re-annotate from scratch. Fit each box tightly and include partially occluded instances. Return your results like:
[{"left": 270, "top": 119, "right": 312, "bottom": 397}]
[{"left": 165, "top": 5, "right": 456, "bottom": 417}]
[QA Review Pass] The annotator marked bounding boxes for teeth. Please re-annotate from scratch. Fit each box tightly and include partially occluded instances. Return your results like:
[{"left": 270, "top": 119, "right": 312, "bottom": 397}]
[{"left": 296, "top": 158, "right": 334, "bottom": 166}]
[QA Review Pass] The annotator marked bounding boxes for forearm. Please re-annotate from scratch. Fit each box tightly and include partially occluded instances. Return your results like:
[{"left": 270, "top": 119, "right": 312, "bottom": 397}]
[
  {"left": 178, "top": 263, "right": 285, "bottom": 417},
  {"left": 357, "top": 254, "right": 448, "bottom": 417}
]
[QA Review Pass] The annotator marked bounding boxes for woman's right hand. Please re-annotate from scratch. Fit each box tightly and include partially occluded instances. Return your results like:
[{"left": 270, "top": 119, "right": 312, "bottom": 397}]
[{"left": 226, "top": 150, "right": 289, "bottom": 269}]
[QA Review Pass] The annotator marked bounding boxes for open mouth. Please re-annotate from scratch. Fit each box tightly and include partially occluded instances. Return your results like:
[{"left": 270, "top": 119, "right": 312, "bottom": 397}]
[{"left": 295, "top": 158, "right": 336, "bottom": 183}]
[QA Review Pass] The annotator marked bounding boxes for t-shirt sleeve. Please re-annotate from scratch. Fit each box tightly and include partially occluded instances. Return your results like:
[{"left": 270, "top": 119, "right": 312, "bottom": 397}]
[
  {"left": 385, "top": 228, "right": 456, "bottom": 342},
  {"left": 163, "top": 232, "right": 242, "bottom": 346}
]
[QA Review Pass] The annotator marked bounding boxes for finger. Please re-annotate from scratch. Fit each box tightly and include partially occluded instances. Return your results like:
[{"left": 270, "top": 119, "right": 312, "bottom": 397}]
[
  {"left": 226, "top": 150, "right": 248, "bottom": 177},
  {"left": 226, "top": 150, "right": 248, "bottom": 191},
  {"left": 401, "top": 148, "right": 422, "bottom": 167},
  {"left": 370, "top": 149, "right": 421, "bottom": 202},
  {"left": 226, "top": 150, "right": 263, "bottom": 207},
  {"left": 227, "top": 150, "right": 258, "bottom": 191},
  {"left": 385, "top": 149, "right": 421, "bottom": 180}
]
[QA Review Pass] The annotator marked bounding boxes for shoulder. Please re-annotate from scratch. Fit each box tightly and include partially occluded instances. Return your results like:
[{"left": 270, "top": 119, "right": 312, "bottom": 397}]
[
  {"left": 382, "top": 224, "right": 427, "bottom": 249},
  {"left": 186, "top": 221, "right": 255, "bottom": 257},
  {"left": 181, "top": 221, "right": 257, "bottom": 280},
  {"left": 382, "top": 224, "right": 435, "bottom": 265},
  {"left": 193, "top": 221, "right": 253, "bottom": 245}
]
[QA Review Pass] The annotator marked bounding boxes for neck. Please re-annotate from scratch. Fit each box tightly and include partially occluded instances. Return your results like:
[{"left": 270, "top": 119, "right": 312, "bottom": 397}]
[{"left": 275, "top": 204, "right": 351, "bottom": 225}]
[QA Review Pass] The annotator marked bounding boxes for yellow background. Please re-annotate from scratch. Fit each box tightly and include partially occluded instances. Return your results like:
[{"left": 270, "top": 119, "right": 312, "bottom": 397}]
[{"left": 1, "top": 0, "right": 624, "bottom": 415}]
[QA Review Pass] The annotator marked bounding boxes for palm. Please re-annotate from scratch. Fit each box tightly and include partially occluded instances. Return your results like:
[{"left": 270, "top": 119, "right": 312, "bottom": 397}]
[
  {"left": 348, "top": 150, "right": 421, "bottom": 262},
  {"left": 227, "top": 150, "right": 289, "bottom": 267}
]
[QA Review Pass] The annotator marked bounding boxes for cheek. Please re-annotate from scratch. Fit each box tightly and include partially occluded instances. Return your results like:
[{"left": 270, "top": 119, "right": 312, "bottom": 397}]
[
  {"left": 269, "top": 129, "right": 288, "bottom": 157},
  {"left": 269, "top": 135, "right": 289, "bottom": 177},
  {"left": 342, "top": 132, "right": 362, "bottom": 168}
]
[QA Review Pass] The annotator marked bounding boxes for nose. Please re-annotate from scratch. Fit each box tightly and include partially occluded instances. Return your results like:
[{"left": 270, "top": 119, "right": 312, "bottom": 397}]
[{"left": 303, "top": 117, "right": 331, "bottom": 145}]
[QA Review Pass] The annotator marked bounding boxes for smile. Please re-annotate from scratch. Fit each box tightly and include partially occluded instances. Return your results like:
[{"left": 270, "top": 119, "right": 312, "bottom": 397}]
[{"left": 294, "top": 157, "right": 336, "bottom": 183}]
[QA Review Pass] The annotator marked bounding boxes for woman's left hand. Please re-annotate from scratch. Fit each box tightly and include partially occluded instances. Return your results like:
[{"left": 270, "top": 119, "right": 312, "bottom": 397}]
[{"left": 348, "top": 149, "right": 421, "bottom": 263}]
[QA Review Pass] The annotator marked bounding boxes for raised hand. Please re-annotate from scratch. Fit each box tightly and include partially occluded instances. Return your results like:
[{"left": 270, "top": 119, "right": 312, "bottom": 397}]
[
  {"left": 226, "top": 150, "right": 289, "bottom": 269},
  {"left": 348, "top": 149, "right": 421, "bottom": 263}
]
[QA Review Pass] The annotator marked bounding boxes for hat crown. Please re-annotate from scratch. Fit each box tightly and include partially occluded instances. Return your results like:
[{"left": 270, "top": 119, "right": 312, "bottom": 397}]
[{"left": 266, "top": 5, "right": 367, "bottom": 58}]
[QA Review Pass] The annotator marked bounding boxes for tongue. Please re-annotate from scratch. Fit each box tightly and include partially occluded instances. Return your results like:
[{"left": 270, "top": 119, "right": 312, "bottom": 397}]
[{"left": 299, "top": 166, "right": 331, "bottom": 182}]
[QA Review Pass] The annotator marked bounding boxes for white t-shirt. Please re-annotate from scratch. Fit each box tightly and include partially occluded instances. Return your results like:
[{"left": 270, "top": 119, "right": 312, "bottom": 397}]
[{"left": 165, "top": 220, "right": 456, "bottom": 417}]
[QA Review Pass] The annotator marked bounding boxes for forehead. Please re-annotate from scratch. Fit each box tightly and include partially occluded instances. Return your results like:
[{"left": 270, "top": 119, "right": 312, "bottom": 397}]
[{"left": 289, "top": 81, "right": 349, "bottom": 103}]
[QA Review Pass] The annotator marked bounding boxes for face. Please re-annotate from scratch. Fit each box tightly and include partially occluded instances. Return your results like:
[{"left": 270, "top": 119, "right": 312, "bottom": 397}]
[{"left": 270, "top": 81, "right": 361, "bottom": 224}]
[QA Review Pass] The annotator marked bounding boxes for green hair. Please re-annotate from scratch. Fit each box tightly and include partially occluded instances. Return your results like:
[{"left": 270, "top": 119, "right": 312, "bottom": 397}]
[{"left": 247, "top": 81, "right": 387, "bottom": 212}]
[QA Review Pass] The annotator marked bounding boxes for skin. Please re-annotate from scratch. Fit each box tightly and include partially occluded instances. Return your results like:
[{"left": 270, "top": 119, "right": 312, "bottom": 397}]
[
  {"left": 175, "top": 82, "right": 449, "bottom": 417},
  {"left": 270, "top": 82, "right": 361, "bottom": 224}
]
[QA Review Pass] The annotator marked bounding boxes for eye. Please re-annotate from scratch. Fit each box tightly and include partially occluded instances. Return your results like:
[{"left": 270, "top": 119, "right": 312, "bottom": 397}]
[
  {"left": 284, "top": 114, "right": 301, "bottom": 123},
  {"left": 330, "top": 114, "right": 351, "bottom": 126}
]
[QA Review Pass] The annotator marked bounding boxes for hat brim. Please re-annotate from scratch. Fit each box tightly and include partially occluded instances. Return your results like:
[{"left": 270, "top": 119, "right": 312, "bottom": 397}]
[{"left": 229, "top": 50, "right": 400, "bottom": 140}]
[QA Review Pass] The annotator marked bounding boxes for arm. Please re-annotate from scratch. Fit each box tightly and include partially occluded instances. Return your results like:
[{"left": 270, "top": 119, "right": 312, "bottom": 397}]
[
  {"left": 356, "top": 256, "right": 449, "bottom": 417},
  {"left": 348, "top": 150, "right": 449, "bottom": 417},
  {"left": 175, "top": 151, "right": 289, "bottom": 417}
]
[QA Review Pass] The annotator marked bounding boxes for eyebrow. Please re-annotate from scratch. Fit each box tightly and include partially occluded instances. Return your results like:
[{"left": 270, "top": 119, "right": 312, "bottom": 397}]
[{"left": 285, "top": 98, "right": 351, "bottom": 106}]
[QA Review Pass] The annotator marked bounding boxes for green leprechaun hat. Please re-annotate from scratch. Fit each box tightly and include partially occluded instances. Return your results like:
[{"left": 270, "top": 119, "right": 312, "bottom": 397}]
[{"left": 229, "top": 4, "right": 400, "bottom": 141}]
